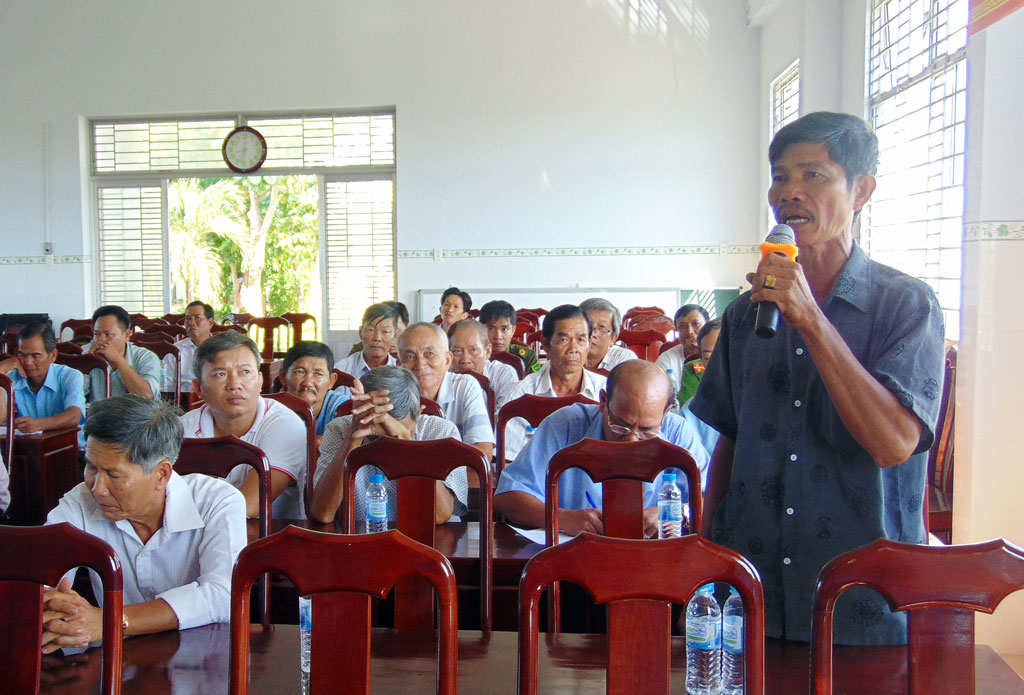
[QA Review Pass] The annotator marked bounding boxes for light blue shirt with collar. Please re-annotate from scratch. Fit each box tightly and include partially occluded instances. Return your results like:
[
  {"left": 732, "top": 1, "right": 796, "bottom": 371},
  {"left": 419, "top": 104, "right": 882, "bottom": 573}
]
[
  {"left": 494, "top": 402, "right": 710, "bottom": 508},
  {"left": 315, "top": 388, "right": 350, "bottom": 435},
  {"left": 7, "top": 362, "right": 86, "bottom": 423}
]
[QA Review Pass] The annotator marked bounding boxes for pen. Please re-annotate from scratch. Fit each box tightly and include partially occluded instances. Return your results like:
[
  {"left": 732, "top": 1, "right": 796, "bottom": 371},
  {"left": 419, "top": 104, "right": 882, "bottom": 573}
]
[{"left": 585, "top": 491, "right": 598, "bottom": 509}]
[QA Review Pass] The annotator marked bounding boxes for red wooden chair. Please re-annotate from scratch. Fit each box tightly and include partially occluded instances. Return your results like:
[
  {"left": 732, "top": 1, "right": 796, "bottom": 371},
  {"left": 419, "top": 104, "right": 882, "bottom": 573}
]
[
  {"left": 161, "top": 313, "right": 186, "bottom": 325},
  {"left": 518, "top": 533, "right": 765, "bottom": 695},
  {"left": 130, "top": 331, "right": 173, "bottom": 345},
  {"left": 332, "top": 368, "right": 357, "bottom": 389},
  {"left": 132, "top": 316, "right": 169, "bottom": 332},
  {"left": 495, "top": 393, "right": 599, "bottom": 470},
  {"left": 518, "top": 307, "right": 548, "bottom": 317},
  {"left": 927, "top": 345, "right": 957, "bottom": 542},
  {"left": 55, "top": 341, "right": 83, "bottom": 355},
  {"left": 223, "top": 312, "right": 255, "bottom": 327},
  {"left": 133, "top": 339, "right": 181, "bottom": 408},
  {"left": 458, "top": 369, "right": 495, "bottom": 430},
  {"left": 617, "top": 328, "right": 668, "bottom": 360},
  {"left": 515, "top": 310, "right": 540, "bottom": 329},
  {"left": 811, "top": 537, "right": 1024, "bottom": 695},
  {"left": 524, "top": 329, "right": 545, "bottom": 360},
  {"left": 56, "top": 352, "right": 111, "bottom": 399},
  {"left": 280, "top": 312, "right": 317, "bottom": 345},
  {"left": 511, "top": 321, "right": 535, "bottom": 345},
  {"left": 0, "top": 373, "right": 14, "bottom": 476},
  {"left": 211, "top": 323, "right": 246, "bottom": 334},
  {"left": 175, "top": 436, "right": 273, "bottom": 624},
  {"left": 229, "top": 527, "right": 458, "bottom": 695},
  {"left": 658, "top": 338, "right": 680, "bottom": 355},
  {"left": 263, "top": 391, "right": 317, "bottom": 513},
  {"left": 246, "top": 317, "right": 291, "bottom": 359},
  {"left": 628, "top": 316, "right": 674, "bottom": 334},
  {"left": 342, "top": 435, "right": 493, "bottom": 631},
  {"left": 489, "top": 349, "right": 525, "bottom": 379},
  {"left": 543, "top": 437, "right": 704, "bottom": 631},
  {"left": 622, "top": 305, "right": 665, "bottom": 323},
  {"left": 0, "top": 522, "right": 125, "bottom": 695},
  {"left": 149, "top": 323, "right": 187, "bottom": 340},
  {"left": 59, "top": 318, "right": 94, "bottom": 342}
]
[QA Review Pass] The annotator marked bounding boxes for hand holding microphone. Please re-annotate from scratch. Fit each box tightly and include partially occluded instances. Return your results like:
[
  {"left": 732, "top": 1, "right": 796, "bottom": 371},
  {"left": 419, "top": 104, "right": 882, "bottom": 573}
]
[{"left": 754, "top": 224, "right": 798, "bottom": 339}]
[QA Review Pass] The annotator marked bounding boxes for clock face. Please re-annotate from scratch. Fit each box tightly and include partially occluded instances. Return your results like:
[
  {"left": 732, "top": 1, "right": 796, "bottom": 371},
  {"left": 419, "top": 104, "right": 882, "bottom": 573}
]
[{"left": 222, "top": 127, "right": 267, "bottom": 173}]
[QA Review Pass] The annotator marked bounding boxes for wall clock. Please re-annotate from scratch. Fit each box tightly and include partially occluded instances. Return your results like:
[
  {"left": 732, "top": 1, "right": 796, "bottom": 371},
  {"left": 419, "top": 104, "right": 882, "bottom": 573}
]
[{"left": 222, "top": 126, "right": 267, "bottom": 173}]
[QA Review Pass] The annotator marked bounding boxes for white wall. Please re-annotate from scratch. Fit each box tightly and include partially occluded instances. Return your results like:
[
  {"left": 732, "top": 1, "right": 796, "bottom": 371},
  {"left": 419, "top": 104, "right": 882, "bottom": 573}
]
[{"left": 0, "top": 0, "right": 763, "bottom": 328}]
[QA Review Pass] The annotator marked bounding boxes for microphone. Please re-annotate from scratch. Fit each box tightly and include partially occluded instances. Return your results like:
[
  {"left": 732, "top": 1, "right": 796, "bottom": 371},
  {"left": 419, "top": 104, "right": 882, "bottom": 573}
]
[{"left": 754, "top": 224, "right": 798, "bottom": 339}]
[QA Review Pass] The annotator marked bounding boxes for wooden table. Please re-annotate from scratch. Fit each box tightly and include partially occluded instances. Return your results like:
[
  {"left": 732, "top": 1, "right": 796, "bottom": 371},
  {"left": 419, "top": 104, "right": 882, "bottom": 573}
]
[
  {"left": 3, "top": 426, "right": 79, "bottom": 525},
  {"left": 38, "top": 623, "right": 1024, "bottom": 694}
]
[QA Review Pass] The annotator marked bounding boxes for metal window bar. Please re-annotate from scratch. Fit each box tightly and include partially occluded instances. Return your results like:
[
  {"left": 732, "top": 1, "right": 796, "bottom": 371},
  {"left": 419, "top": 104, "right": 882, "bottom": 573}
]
[{"left": 771, "top": 60, "right": 800, "bottom": 137}]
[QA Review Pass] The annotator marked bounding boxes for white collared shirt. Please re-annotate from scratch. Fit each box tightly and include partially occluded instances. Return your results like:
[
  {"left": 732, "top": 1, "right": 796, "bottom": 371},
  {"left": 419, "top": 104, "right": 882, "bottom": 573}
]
[
  {"left": 163, "top": 337, "right": 199, "bottom": 393},
  {"left": 178, "top": 397, "right": 307, "bottom": 519},
  {"left": 434, "top": 372, "right": 494, "bottom": 447},
  {"left": 334, "top": 351, "right": 397, "bottom": 381},
  {"left": 482, "top": 359, "right": 520, "bottom": 410},
  {"left": 47, "top": 471, "right": 247, "bottom": 630},
  {"left": 497, "top": 363, "right": 606, "bottom": 461},
  {"left": 598, "top": 344, "right": 639, "bottom": 371}
]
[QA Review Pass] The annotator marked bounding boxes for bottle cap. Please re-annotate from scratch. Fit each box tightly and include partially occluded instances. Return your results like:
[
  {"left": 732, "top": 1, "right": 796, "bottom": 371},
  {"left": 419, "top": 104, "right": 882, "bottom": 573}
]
[
  {"left": 369, "top": 473, "right": 384, "bottom": 484},
  {"left": 663, "top": 473, "right": 677, "bottom": 482},
  {"left": 698, "top": 583, "right": 715, "bottom": 594}
]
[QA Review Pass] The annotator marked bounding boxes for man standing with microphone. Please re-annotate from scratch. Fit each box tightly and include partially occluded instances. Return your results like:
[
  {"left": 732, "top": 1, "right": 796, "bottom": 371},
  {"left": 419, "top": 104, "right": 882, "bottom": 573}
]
[{"left": 690, "top": 112, "right": 945, "bottom": 645}]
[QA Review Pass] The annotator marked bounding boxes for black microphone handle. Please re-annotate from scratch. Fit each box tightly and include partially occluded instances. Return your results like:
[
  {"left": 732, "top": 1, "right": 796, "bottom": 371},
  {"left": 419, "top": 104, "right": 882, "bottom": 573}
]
[{"left": 755, "top": 300, "right": 780, "bottom": 339}]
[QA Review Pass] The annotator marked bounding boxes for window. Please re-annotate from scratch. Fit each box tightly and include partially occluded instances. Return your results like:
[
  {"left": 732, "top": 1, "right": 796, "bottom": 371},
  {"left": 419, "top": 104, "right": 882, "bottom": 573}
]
[
  {"left": 91, "top": 111, "right": 396, "bottom": 332},
  {"left": 865, "top": 0, "right": 967, "bottom": 340},
  {"left": 770, "top": 60, "right": 801, "bottom": 137}
]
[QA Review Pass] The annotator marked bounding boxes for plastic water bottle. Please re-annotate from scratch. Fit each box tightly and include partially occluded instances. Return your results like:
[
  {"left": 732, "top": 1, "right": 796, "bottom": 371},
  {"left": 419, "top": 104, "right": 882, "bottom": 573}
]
[
  {"left": 365, "top": 472, "right": 388, "bottom": 533},
  {"left": 658, "top": 473, "right": 684, "bottom": 539},
  {"left": 686, "top": 583, "right": 722, "bottom": 695},
  {"left": 298, "top": 594, "right": 312, "bottom": 674},
  {"left": 665, "top": 368, "right": 679, "bottom": 407},
  {"left": 721, "top": 587, "right": 744, "bottom": 695},
  {"left": 524, "top": 424, "right": 536, "bottom": 445}
]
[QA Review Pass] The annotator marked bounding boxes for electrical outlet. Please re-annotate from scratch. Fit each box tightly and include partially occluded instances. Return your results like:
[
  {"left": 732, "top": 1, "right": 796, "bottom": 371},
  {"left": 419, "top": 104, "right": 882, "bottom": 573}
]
[{"left": 44, "top": 242, "right": 53, "bottom": 255}]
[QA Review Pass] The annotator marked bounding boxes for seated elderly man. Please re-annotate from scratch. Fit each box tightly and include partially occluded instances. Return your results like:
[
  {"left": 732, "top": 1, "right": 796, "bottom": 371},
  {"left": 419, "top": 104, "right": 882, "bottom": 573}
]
[
  {"left": 336, "top": 303, "right": 399, "bottom": 385},
  {"left": 439, "top": 287, "right": 472, "bottom": 333},
  {"left": 656, "top": 304, "right": 709, "bottom": 385},
  {"left": 498, "top": 304, "right": 607, "bottom": 462},
  {"left": 310, "top": 365, "right": 468, "bottom": 524},
  {"left": 163, "top": 300, "right": 215, "bottom": 395},
  {"left": 398, "top": 322, "right": 494, "bottom": 461},
  {"left": 347, "top": 300, "right": 408, "bottom": 359},
  {"left": 84, "top": 305, "right": 162, "bottom": 403},
  {"left": 42, "top": 394, "right": 246, "bottom": 651},
  {"left": 579, "top": 298, "right": 638, "bottom": 372},
  {"left": 179, "top": 331, "right": 307, "bottom": 519},
  {"left": 494, "top": 360, "right": 709, "bottom": 537},
  {"left": 0, "top": 322, "right": 84, "bottom": 433},
  {"left": 479, "top": 299, "right": 539, "bottom": 374},
  {"left": 281, "top": 340, "right": 349, "bottom": 436},
  {"left": 448, "top": 319, "right": 520, "bottom": 407}
]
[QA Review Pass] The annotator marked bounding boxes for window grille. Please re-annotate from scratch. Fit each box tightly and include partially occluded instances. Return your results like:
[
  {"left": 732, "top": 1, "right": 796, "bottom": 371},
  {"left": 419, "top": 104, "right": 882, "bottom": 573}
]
[{"left": 771, "top": 60, "right": 801, "bottom": 136}]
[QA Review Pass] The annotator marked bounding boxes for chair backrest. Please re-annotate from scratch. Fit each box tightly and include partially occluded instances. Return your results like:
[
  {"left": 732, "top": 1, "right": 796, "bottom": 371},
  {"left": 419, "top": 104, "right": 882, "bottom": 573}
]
[
  {"left": 161, "top": 313, "right": 186, "bottom": 325},
  {"left": 230, "top": 527, "right": 457, "bottom": 695},
  {"left": 512, "top": 321, "right": 535, "bottom": 344},
  {"left": 623, "top": 306, "right": 665, "bottom": 322},
  {"left": 0, "top": 373, "right": 14, "bottom": 472},
  {"left": 262, "top": 391, "right": 317, "bottom": 513},
  {"left": 495, "top": 393, "right": 599, "bottom": 469},
  {"left": 149, "top": 323, "right": 187, "bottom": 340},
  {"left": 343, "top": 435, "right": 493, "bottom": 630},
  {"left": 279, "top": 312, "right": 317, "bottom": 345},
  {"left": 811, "top": 537, "right": 1024, "bottom": 695},
  {"left": 420, "top": 396, "right": 443, "bottom": 417},
  {"left": 0, "top": 523, "right": 124, "bottom": 695},
  {"left": 518, "top": 533, "right": 765, "bottom": 695},
  {"left": 211, "top": 323, "right": 246, "bottom": 334},
  {"left": 59, "top": 318, "right": 94, "bottom": 342},
  {"left": 132, "top": 316, "right": 169, "bottom": 332},
  {"left": 515, "top": 311, "right": 541, "bottom": 329},
  {"left": 628, "top": 316, "right": 674, "bottom": 334},
  {"left": 246, "top": 317, "right": 291, "bottom": 359},
  {"left": 518, "top": 307, "right": 548, "bottom": 317},
  {"left": 223, "top": 312, "right": 255, "bottom": 327},
  {"left": 617, "top": 328, "right": 668, "bottom": 360},
  {"left": 489, "top": 349, "right": 524, "bottom": 379},
  {"left": 658, "top": 338, "right": 680, "bottom": 355},
  {"left": 524, "top": 329, "right": 545, "bottom": 360},
  {"left": 55, "top": 341, "right": 83, "bottom": 355},
  {"left": 131, "top": 339, "right": 181, "bottom": 407},
  {"left": 55, "top": 352, "right": 111, "bottom": 399},
  {"left": 457, "top": 369, "right": 495, "bottom": 430},
  {"left": 332, "top": 368, "right": 357, "bottom": 389},
  {"left": 130, "top": 331, "right": 173, "bottom": 345},
  {"left": 927, "top": 345, "right": 958, "bottom": 532}
]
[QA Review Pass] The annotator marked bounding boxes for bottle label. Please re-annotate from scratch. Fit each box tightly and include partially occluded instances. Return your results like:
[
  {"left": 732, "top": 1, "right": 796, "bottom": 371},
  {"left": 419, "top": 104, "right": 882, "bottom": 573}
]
[
  {"left": 299, "top": 596, "right": 312, "bottom": 630},
  {"left": 367, "top": 499, "right": 387, "bottom": 520},
  {"left": 659, "top": 499, "right": 683, "bottom": 522},
  {"left": 686, "top": 618, "right": 721, "bottom": 649},
  {"left": 723, "top": 615, "right": 743, "bottom": 652}
]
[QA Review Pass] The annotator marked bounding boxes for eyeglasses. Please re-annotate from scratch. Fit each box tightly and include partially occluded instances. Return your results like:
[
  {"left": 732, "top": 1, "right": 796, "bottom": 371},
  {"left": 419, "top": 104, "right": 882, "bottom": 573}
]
[
  {"left": 591, "top": 327, "right": 614, "bottom": 337},
  {"left": 605, "top": 410, "right": 661, "bottom": 440}
]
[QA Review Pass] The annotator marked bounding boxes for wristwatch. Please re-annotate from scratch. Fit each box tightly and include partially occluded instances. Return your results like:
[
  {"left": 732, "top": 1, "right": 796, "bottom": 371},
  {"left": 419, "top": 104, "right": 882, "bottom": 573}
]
[{"left": 122, "top": 613, "right": 129, "bottom": 634}]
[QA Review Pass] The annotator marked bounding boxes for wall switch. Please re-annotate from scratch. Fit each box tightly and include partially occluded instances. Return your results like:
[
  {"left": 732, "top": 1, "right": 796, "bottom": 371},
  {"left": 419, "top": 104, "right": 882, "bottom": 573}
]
[{"left": 44, "top": 242, "right": 53, "bottom": 255}]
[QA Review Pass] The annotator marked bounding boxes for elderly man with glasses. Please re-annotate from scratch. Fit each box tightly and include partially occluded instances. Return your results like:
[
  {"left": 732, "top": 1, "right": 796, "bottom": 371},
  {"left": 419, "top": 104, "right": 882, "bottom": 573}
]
[{"left": 494, "top": 360, "right": 709, "bottom": 537}]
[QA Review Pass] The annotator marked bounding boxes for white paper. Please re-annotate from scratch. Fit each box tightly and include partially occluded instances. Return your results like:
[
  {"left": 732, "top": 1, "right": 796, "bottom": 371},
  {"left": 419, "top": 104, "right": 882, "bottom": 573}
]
[{"left": 509, "top": 524, "right": 574, "bottom": 545}]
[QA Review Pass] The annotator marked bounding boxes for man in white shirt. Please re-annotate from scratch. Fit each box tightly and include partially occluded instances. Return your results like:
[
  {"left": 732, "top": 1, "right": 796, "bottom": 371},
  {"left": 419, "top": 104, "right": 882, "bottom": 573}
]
[
  {"left": 448, "top": 319, "right": 520, "bottom": 410},
  {"left": 398, "top": 322, "right": 494, "bottom": 461},
  {"left": 164, "top": 300, "right": 215, "bottom": 395},
  {"left": 178, "top": 331, "right": 307, "bottom": 519},
  {"left": 42, "top": 394, "right": 246, "bottom": 652},
  {"left": 579, "top": 298, "right": 639, "bottom": 372},
  {"left": 84, "top": 305, "right": 162, "bottom": 403},
  {"left": 335, "top": 303, "right": 399, "bottom": 385},
  {"left": 499, "top": 304, "right": 607, "bottom": 462}
]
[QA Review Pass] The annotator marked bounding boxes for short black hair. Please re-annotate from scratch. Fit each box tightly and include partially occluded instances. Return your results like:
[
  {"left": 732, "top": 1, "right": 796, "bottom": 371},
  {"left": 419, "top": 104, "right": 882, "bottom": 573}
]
[
  {"left": 769, "top": 111, "right": 879, "bottom": 186},
  {"left": 479, "top": 300, "right": 516, "bottom": 325},
  {"left": 674, "top": 304, "right": 709, "bottom": 323},
  {"left": 92, "top": 305, "right": 132, "bottom": 331},
  {"left": 697, "top": 318, "right": 722, "bottom": 349},
  {"left": 441, "top": 287, "right": 472, "bottom": 312},
  {"left": 18, "top": 321, "right": 56, "bottom": 352},
  {"left": 283, "top": 340, "right": 335, "bottom": 374},
  {"left": 542, "top": 304, "right": 591, "bottom": 343},
  {"left": 186, "top": 300, "right": 215, "bottom": 319},
  {"left": 387, "top": 301, "right": 409, "bottom": 327},
  {"left": 361, "top": 302, "right": 399, "bottom": 329}
]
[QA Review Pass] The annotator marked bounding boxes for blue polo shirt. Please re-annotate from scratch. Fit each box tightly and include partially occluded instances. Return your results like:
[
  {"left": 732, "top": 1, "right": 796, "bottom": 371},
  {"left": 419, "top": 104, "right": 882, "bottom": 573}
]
[
  {"left": 315, "top": 389, "right": 350, "bottom": 435},
  {"left": 7, "top": 363, "right": 86, "bottom": 425}
]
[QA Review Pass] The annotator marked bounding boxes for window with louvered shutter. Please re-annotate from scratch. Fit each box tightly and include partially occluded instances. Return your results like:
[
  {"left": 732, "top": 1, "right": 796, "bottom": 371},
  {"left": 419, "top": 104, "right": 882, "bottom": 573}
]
[{"left": 96, "top": 186, "right": 166, "bottom": 315}]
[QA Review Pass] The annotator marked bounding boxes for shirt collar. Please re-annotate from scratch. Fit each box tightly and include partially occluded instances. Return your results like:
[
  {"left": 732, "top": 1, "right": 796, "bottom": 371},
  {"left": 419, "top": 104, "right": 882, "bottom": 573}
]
[
  {"left": 192, "top": 397, "right": 269, "bottom": 436},
  {"left": 12, "top": 364, "right": 61, "bottom": 393},
  {"left": 826, "top": 240, "right": 872, "bottom": 313},
  {"left": 90, "top": 471, "right": 205, "bottom": 535},
  {"left": 436, "top": 371, "right": 455, "bottom": 406},
  {"left": 537, "top": 364, "right": 603, "bottom": 399}
]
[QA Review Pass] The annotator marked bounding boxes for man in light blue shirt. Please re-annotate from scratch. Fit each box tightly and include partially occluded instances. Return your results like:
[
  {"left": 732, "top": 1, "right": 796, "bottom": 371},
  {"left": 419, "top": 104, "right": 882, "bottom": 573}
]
[
  {"left": 281, "top": 340, "right": 350, "bottom": 436},
  {"left": 0, "top": 322, "right": 84, "bottom": 433},
  {"left": 494, "top": 360, "right": 709, "bottom": 538}
]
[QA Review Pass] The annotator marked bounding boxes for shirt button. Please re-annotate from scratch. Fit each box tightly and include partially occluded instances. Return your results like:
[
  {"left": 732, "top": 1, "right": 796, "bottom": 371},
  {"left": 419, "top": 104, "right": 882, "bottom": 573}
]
[
  {"left": 789, "top": 454, "right": 798, "bottom": 462},
  {"left": 794, "top": 400, "right": 802, "bottom": 408},
  {"left": 795, "top": 348, "right": 804, "bottom": 355},
  {"left": 786, "top": 507, "right": 794, "bottom": 515},
  {"left": 783, "top": 557, "right": 792, "bottom": 565}
]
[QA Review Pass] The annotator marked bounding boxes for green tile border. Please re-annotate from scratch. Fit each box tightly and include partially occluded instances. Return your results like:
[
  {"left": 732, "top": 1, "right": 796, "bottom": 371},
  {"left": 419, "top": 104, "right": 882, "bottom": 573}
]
[
  {"left": 0, "top": 255, "right": 91, "bottom": 265},
  {"left": 964, "top": 221, "right": 1024, "bottom": 241},
  {"left": 398, "top": 245, "right": 759, "bottom": 259}
]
